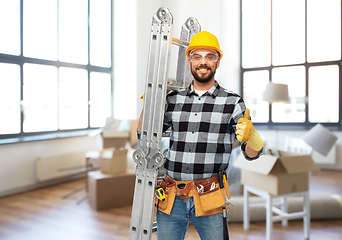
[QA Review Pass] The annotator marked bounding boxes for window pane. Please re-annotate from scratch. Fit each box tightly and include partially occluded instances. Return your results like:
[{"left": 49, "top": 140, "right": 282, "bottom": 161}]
[
  {"left": 272, "top": 66, "right": 306, "bottom": 122},
  {"left": 307, "top": 0, "right": 341, "bottom": 62},
  {"left": 23, "top": 0, "right": 58, "bottom": 60},
  {"left": 243, "top": 70, "right": 269, "bottom": 122},
  {"left": 59, "top": 0, "right": 88, "bottom": 64},
  {"left": 272, "top": 0, "right": 305, "bottom": 65},
  {"left": 90, "top": 0, "right": 111, "bottom": 67},
  {"left": 309, "top": 65, "right": 339, "bottom": 122},
  {"left": 0, "top": 0, "right": 20, "bottom": 55},
  {"left": 23, "top": 64, "right": 58, "bottom": 132},
  {"left": 242, "top": 0, "right": 271, "bottom": 68},
  {"left": 0, "top": 63, "right": 21, "bottom": 134},
  {"left": 90, "top": 72, "right": 111, "bottom": 127},
  {"left": 59, "top": 67, "right": 88, "bottom": 130}
]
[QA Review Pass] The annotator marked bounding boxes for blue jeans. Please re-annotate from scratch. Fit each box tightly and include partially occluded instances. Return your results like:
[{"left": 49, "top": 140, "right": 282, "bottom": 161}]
[{"left": 156, "top": 196, "right": 227, "bottom": 240}]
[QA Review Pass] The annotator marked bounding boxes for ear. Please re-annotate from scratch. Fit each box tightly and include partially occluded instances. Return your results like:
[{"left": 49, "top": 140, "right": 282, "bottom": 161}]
[
  {"left": 188, "top": 58, "right": 191, "bottom": 68},
  {"left": 216, "top": 59, "right": 221, "bottom": 68}
]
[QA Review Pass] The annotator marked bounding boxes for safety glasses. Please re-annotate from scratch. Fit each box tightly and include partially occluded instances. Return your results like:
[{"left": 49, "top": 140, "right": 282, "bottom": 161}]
[{"left": 190, "top": 52, "right": 219, "bottom": 64}]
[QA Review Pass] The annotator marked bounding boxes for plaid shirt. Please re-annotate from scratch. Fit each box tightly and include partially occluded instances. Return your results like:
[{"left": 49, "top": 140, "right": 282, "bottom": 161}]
[{"left": 163, "top": 81, "right": 260, "bottom": 181}]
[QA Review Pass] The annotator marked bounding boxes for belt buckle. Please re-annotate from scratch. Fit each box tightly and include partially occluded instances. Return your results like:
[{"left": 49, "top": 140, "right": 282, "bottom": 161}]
[{"left": 177, "top": 183, "right": 190, "bottom": 199}]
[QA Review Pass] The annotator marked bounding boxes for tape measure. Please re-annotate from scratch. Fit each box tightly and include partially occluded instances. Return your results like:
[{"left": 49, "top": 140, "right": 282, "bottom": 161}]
[{"left": 155, "top": 186, "right": 166, "bottom": 201}]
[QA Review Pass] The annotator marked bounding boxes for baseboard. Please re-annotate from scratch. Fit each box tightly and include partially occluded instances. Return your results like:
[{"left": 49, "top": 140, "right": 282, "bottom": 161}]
[{"left": 0, "top": 174, "right": 85, "bottom": 198}]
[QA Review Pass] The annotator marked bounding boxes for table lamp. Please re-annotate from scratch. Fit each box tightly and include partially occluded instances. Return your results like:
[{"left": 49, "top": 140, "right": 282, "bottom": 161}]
[
  {"left": 262, "top": 82, "right": 290, "bottom": 151},
  {"left": 302, "top": 123, "right": 338, "bottom": 156},
  {"left": 262, "top": 82, "right": 290, "bottom": 103}
]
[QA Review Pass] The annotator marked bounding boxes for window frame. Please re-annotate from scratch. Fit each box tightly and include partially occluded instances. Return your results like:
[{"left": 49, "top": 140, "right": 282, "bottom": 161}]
[
  {"left": 0, "top": 0, "right": 113, "bottom": 142},
  {"left": 240, "top": 0, "right": 342, "bottom": 130}
]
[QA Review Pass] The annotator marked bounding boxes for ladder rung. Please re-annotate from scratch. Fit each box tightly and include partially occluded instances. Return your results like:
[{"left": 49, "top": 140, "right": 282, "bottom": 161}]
[
  {"left": 167, "top": 85, "right": 188, "bottom": 91},
  {"left": 172, "top": 37, "right": 189, "bottom": 48}
]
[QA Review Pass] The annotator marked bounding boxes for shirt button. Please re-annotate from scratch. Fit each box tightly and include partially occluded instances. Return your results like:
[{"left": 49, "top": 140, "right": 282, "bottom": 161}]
[
  {"left": 195, "top": 113, "right": 197, "bottom": 116},
  {"left": 192, "top": 131, "right": 194, "bottom": 134}
]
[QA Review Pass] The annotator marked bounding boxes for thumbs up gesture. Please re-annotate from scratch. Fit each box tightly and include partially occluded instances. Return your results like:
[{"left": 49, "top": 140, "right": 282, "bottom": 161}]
[{"left": 236, "top": 108, "right": 264, "bottom": 151}]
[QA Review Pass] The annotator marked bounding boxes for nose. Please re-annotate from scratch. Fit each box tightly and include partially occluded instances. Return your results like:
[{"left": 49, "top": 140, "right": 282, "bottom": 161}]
[{"left": 200, "top": 56, "right": 207, "bottom": 64}]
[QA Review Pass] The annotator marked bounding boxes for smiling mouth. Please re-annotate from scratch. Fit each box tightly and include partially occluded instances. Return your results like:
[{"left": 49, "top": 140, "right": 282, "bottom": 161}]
[{"left": 196, "top": 66, "right": 211, "bottom": 73}]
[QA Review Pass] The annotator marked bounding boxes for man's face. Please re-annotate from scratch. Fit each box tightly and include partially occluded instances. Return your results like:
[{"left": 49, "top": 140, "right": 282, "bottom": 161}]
[{"left": 188, "top": 49, "right": 220, "bottom": 84}]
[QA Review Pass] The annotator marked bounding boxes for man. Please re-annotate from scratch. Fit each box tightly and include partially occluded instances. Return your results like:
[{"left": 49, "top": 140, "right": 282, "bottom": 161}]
[{"left": 138, "top": 31, "right": 264, "bottom": 240}]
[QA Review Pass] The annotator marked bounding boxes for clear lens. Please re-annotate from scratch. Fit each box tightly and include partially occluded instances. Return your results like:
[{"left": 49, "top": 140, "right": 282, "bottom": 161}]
[{"left": 190, "top": 52, "right": 218, "bottom": 64}]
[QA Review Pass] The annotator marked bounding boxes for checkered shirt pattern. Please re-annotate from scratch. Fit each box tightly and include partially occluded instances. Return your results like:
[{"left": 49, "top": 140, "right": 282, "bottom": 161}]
[{"left": 163, "top": 81, "right": 253, "bottom": 181}]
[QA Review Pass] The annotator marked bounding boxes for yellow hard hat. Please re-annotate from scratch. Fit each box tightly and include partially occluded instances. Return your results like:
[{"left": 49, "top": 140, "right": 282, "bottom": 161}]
[{"left": 186, "top": 31, "right": 223, "bottom": 59}]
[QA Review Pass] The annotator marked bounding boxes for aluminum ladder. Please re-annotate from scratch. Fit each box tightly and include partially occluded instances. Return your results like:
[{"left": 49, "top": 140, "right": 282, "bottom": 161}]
[{"left": 129, "top": 7, "right": 201, "bottom": 240}]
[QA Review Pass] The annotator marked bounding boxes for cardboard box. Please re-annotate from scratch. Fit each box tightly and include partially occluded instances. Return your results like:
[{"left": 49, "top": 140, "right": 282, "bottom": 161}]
[
  {"left": 129, "top": 119, "right": 139, "bottom": 147},
  {"left": 101, "top": 149, "right": 128, "bottom": 174},
  {"left": 101, "top": 130, "right": 129, "bottom": 149},
  {"left": 234, "top": 151, "right": 320, "bottom": 195},
  {"left": 88, "top": 169, "right": 136, "bottom": 210}
]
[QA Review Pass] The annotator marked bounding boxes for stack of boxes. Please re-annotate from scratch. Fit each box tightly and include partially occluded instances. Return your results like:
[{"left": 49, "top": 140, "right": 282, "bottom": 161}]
[
  {"left": 88, "top": 129, "right": 136, "bottom": 211},
  {"left": 100, "top": 130, "right": 129, "bottom": 174}
]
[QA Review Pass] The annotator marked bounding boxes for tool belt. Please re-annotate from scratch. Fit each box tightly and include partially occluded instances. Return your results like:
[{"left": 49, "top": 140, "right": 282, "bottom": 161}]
[{"left": 156, "top": 174, "right": 231, "bottom": 217}]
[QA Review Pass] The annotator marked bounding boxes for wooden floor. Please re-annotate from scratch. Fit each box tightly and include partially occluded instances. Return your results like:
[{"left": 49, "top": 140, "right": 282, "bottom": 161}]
[{"left": 0, "top": 170, "right": 341, "bottom": 240}]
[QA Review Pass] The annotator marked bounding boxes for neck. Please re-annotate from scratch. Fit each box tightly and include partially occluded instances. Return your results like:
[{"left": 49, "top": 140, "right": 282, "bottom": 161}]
[{"left": 193, "top": 79, "right": 215, "bottom": 91}]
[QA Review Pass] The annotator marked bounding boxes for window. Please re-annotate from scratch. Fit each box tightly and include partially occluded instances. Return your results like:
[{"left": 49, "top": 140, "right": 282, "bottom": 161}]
[
  {"left": 0, "top": 63, "right": 21, "bottom": 134},
  {"left": 58, "top": 67, "right": 88, "bottom": 130},
  {"left": 241, "top": 0, "right": 341, "bottom": 128},
  {"left": 90, "top": 72, "right": 112, "bottom": 128},
  {"left": 0, "top": 0, "right": 112, "bottom": 139},
  {"left": 0, "top": 1, "right": 20, "bottom": 56},
  {"left": 23, "top": 64, "right": 58, "bottom": 132}
]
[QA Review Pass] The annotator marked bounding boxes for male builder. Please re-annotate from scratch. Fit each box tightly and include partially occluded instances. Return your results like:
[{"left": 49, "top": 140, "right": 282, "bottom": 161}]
[{"left": 138, "top": 31, "right": 264, "bottom": 240}]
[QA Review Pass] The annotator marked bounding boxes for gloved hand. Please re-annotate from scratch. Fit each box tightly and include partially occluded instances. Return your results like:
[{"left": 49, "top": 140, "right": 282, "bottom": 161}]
[{"left": 235, "top": 108, "right": 264, "bottom": 151}]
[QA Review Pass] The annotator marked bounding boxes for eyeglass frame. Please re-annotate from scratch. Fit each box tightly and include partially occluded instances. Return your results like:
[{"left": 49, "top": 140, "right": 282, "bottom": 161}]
[{"left": 189, "top": 51, "right": 219, "bottom": 64}]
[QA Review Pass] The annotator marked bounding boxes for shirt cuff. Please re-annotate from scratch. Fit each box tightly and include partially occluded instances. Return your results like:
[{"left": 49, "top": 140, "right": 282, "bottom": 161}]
[{"left": 241, "top": 142, "right": 265, "bottom": 161}]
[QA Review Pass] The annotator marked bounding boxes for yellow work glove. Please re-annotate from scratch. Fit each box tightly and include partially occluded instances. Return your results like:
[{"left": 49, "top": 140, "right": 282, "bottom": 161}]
[{"left": 236, "top": 108, "right": 264, "bottom": 151}]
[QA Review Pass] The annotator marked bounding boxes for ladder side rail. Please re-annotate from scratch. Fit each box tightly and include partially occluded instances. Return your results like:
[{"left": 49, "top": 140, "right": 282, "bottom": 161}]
[
  {"left": 129, "top": 16, "right": 163, "bottom": 240},
  {"left": 140, "top": 14, "right": 173, "bottom": 240},
  {"left": 129, "top": 155, "right": 147, "bottom": 240},
  {"left": 175, "top": 17, "right": 201, "bottom": 89},
  {"left": 150, "top": 23, "right": 173, "bottom": 155},
  {"left": 140, "top": 22, "right": 162, "bottom": 156},
  {"left": 139, "top": 167, "right": 160, "bottom": 240},
  {"left": 175, "top": 26, "right": 189, "bottom": 88}
]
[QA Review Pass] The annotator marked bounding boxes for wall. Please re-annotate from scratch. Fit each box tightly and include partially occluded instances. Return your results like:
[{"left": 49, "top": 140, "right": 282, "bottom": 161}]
[{"left": 0, "top": 135, "right": 102, "bottom": 196}]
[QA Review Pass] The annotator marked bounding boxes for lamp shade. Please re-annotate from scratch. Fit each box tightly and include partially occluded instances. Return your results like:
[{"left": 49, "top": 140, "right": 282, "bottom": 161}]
[
  {"left": 302, "top": 124, "right": 338, "bottom": 156},
  {"left": 262, "top": 82, "right": 289, "bottom": 103}
]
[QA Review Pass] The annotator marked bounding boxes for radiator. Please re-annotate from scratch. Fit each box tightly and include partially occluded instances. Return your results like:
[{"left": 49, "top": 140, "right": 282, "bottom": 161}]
[{"left": 36, "top": 151, "right": 92, "bottom": 181}]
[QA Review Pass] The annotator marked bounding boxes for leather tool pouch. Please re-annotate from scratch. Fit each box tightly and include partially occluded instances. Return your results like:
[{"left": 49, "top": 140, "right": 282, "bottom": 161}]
[
  {"left": 197, "top": 182, "right": 225, "bottom": 212},
  {"left": 155, "top": 178, "right": 176, "bottom": 215},
  {"left": 193, "top": 176, "right": 231, "bottom": 216}
]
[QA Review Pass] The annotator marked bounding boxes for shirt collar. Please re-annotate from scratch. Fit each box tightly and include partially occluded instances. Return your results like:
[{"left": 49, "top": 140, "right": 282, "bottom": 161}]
[{"left": 186, "top": 80, "right": 220, "bottom": 98}]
